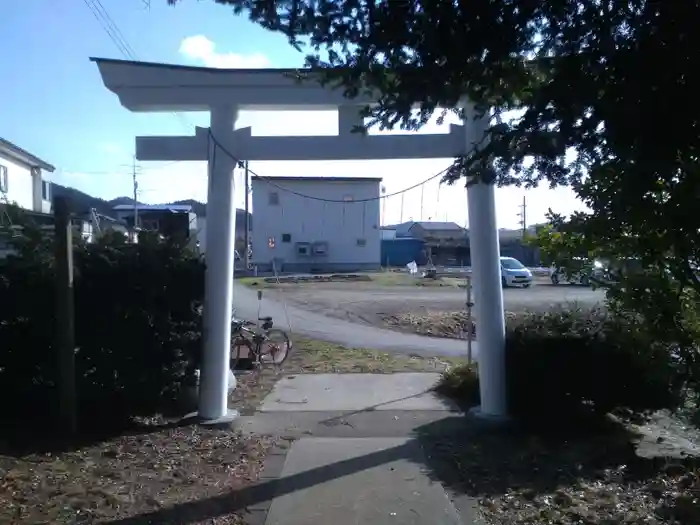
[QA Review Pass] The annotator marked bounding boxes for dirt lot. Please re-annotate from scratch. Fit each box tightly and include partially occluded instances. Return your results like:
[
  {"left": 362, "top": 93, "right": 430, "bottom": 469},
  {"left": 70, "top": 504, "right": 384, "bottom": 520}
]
[{"left": 256, "top": 278, "right": 605, "bottom": 328}]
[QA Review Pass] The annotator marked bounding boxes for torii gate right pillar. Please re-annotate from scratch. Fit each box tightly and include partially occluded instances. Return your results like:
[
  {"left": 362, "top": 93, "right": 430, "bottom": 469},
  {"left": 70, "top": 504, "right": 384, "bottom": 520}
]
[{"left": 465, "top": 114, "right": 507, "bottom": 418}]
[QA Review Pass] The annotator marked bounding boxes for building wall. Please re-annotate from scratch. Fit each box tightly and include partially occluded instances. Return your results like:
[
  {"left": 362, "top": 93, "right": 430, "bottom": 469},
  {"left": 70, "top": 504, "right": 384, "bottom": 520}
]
[
  {"left": 0, "top": 154, "right": 34, "bottom": 210},
  {"left": 0, "top": 154, "right": 52, "bottom": 213},
  {"left": 251, "top": 179, "right": 381, "bottom": 273}
]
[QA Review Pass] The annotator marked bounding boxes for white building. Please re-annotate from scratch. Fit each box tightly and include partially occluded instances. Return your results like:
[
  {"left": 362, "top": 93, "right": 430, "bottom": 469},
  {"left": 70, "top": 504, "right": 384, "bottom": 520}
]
[
  {"left": 0, "top": 138, "right": 54, "bottom": 214},
  {"left": 251, "top": 176, "right": 382, "bottom": 273}
]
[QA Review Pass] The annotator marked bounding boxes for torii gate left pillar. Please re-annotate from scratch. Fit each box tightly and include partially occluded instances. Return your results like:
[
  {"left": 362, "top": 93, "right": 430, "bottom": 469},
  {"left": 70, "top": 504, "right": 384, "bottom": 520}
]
[
  {"left": 90, "top": 57, "right": 508, "bottom": 424},
  {"left": 199, "top": 105, "right": 238, "bottom": 420}
]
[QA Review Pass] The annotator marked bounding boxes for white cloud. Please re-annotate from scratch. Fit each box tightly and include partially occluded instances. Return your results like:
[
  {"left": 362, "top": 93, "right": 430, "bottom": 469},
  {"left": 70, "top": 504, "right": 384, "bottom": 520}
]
[
  {"left": 98, "top": 142, "right": 126, "bottom": 156},
  {"left": 179, "top": 35, "right": 270, "bottom": 68}
]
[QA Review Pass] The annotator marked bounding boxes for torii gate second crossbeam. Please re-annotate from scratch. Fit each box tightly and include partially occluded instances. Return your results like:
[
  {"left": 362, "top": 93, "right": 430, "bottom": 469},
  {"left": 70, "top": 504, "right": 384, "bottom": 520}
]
[{"left": 90, "top": 57, "right": 507, "bottom": 423}]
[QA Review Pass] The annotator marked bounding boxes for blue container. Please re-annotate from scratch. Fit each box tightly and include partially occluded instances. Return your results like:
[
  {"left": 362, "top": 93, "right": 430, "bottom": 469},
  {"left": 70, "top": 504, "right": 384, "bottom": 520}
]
[{"left": 381, "top": 238, "right": 426, "bottom": 267}]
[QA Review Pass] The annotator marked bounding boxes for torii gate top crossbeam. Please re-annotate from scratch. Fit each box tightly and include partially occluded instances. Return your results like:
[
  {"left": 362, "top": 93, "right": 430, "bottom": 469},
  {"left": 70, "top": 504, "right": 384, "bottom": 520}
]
[{"left": 91, "top": 57, "right": 387, "bottom": 112}]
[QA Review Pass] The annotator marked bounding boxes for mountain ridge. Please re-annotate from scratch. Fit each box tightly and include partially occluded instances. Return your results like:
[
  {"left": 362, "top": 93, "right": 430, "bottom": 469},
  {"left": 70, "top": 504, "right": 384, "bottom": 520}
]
[{"left": 50, "top": 182, "right": 247, "bottom": 221}]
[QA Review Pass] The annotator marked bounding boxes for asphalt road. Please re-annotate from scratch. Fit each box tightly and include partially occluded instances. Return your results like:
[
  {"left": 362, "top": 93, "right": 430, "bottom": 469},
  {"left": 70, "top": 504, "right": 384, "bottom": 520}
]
[
  {"left": 231, "top": 281, "right": 605, "bottom": 357},
  {"left": 231, "top": 282, "right": 475, "bottom": 357}
]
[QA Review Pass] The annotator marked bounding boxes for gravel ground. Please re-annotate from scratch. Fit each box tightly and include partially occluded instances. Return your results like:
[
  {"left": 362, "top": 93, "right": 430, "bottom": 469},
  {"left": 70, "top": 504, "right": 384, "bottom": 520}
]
[{"left": 262, "top": 279, "right": 605, "bottom": 329}]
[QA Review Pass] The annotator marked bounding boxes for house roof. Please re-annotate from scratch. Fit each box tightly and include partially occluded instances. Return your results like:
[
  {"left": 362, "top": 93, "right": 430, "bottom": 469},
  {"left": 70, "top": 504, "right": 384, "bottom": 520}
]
[
  {"left": 252, "top": 176, "right": 383, "bottom": 183},
  {"left": 0, "top": 138, "right": 55, "bottom": 172},
  {"left": 394, "top": 220, "right": 466, "bottom": 237},
  {"left": 413, "top": 221, "right": 464, "bottom": 231}
]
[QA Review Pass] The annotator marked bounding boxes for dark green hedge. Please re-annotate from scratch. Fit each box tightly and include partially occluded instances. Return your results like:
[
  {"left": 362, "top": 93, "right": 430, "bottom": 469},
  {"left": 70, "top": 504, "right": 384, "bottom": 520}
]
[
  {"left": 438, "top": 307, "right": 683, "bottom": 426},
  {"left": 0, "top": 231, "right": 204, "bottom": 433}
]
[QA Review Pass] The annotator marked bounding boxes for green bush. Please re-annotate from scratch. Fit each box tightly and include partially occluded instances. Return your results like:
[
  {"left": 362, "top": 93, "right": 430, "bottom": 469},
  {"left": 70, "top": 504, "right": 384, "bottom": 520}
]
[
  {"left": 437, "top": 307, "right": 683, "bottom": 426},
  {"left": 0, "top": 230, "right": 205, "bottom": 433}
]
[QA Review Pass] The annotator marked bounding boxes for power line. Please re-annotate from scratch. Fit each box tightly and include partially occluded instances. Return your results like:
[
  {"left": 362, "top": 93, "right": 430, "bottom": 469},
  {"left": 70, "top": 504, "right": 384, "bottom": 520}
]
[
  {"left": 83, "top": 0, "right": 137, "bottom": 59},
  {"left": 207, "top": 130, "right": 449, "bottom": 204},
  {"left": 81, "top": 0, "right": 482, "bottom": 206},
  {"left": 81, "top": 0, "right": 192, "bottom": 132}
]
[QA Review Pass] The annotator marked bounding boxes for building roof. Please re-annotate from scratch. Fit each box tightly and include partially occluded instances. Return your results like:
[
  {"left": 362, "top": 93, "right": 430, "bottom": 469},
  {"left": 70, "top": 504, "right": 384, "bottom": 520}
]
[
  {"left": 0, "top": 138, "right": 55, "bottom": 172},
  {"left": 252, "top": 176, "right": 383, "bottom": 183},
  {"left": 413, "top": 221, "right": 464, "bottom": 231},
  {"left": 393, "top": 220, "right": 466, "bottom": 237}
]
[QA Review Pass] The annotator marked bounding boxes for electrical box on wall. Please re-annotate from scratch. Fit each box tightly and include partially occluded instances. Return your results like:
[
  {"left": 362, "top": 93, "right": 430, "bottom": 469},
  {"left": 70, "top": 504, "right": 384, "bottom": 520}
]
[{"left": 312, "top": 241, "right": 328, "bottom": 255}]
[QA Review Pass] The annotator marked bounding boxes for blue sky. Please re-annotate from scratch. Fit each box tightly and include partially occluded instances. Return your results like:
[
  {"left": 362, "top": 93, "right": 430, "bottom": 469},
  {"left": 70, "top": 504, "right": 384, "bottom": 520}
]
[{"left": 2, "top": 0, "right": 585, "bottom": 228}]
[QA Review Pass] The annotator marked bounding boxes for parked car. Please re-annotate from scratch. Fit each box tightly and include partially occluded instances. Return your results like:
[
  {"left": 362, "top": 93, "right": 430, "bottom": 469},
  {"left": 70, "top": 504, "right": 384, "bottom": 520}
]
[
  {"left": 550, "top": 259, "right": 608, "bottom": 286},
  {"left": 500, "top": 256, "right": 533, "bottom": 288}
]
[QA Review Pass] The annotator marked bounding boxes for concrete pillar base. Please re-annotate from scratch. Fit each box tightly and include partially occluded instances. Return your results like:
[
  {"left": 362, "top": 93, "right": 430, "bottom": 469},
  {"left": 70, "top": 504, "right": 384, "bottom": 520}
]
[
  {"left": 182, "top": 409, "right": 240, "bottom": 429},
  {"left": 467, "top": 406, "right": 512, "bottom": 428}
]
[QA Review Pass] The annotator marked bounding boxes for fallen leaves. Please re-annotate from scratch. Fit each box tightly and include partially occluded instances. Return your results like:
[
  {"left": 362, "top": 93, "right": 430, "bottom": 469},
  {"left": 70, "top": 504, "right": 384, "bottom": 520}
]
[{"left": 0, "top": 421, "right": 277, "bottom": 524}]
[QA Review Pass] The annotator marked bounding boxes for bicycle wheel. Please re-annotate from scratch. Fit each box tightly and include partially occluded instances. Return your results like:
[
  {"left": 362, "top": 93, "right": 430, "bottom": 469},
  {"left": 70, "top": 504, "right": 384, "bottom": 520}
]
[
  {"left": 231, "top": 336, "right": 255, "bottom": 370},
  {"left": 259, "top": 329, "right": 292, "bottom": 366}
]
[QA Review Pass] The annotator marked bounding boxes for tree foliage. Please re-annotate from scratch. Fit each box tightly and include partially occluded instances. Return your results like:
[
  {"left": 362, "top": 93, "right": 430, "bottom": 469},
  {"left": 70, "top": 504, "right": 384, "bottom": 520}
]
[{"left": 171, "top": 1, "right": 700, "bottom": 393}]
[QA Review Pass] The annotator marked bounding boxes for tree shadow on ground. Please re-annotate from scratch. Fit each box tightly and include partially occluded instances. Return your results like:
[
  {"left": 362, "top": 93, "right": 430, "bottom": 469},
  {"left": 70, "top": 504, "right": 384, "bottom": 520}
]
[
  {"left": 92, "top": 412, "right": 699, "bottom": 525},
  {"left": 0, "top": 412, "right": 194, "bottom": 457}
]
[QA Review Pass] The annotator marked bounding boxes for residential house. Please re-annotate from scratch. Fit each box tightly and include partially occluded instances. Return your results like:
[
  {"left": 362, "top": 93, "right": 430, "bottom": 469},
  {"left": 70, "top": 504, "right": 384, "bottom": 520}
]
[
  {"left": 0, "top": 137, "right": 54, "bottom": 214},
  {"left": 393, "top": 221, "right": 470, "bottom": 266},
  {"left": 113, "top": 203, "right": 198, "bottom": 248},
  {"left": 197, "top": 209, "right": 252, "bottom": 262},
  {"left": 251, "top": 176, "right": 382, "bottom": 273}
]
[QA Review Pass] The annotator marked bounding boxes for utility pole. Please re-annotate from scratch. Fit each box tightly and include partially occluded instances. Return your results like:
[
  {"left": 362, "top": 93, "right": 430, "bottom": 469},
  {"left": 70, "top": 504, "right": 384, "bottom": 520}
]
[
  {"left": 517, "top": 195, "right": 527, "bottom": 238},
  {"left": 420, "top": 184, "right": 424, "bottom": 221},
  {"left": 400, "top": 193, "right": 405, "bottom": 223},
  {"left": 132, "top": 156, "right": 139, "bottom": 229},
  {"left": 381, "top": 186, "right": 387, "bottom": 226},
  {"left": 54, "top": 196, "right": 76, "bottom": 436},
  {"left": 243, "top": 161, "right": 250, "bottom": 268}
]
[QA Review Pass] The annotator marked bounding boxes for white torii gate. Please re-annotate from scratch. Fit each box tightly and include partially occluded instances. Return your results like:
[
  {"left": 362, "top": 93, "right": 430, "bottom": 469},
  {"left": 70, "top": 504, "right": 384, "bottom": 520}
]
[{"left": 91, "top": 58, "right": 507, "bottom": 422}]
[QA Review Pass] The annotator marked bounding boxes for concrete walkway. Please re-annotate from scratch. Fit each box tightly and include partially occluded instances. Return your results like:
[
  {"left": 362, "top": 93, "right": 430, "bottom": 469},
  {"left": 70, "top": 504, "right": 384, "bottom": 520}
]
[
  {"left": 239, "top": 373, "right": 480, "bottom": 525},
  {"left": 232, "top": 282, "right": 477, "bottom": 358}
]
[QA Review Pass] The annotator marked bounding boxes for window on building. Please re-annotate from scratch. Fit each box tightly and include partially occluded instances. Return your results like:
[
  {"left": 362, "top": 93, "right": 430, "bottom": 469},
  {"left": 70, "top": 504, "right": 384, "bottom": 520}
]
[
  {"left": 0, "top": 165, "right": 8, "bottom": 193},
  {"left": 268, "top": 237, "right": 276, "bottom": 248},
  {"left": 41, "top": 180, "right": 50, "bottom": 201},
  {"left": 282, "top": 233, "right": 291, "bottom": 243},
  {"left": 356, "top": 238, "right": 367, "bottom": 247},
  {"left": 269, "top": 192, "right": 279, "bottom": 205},
  {"left": 297, "top": 244, "right": 309, "bottom": 256}
]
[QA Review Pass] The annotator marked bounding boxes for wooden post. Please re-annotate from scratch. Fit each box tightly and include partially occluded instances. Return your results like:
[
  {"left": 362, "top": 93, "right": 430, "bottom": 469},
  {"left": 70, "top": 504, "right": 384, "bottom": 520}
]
[
  {"left": 466, "top": 275, "right": 474, "bottom": 364},
  {"left": 54, "top": 196, "right": 77, "bottom": 435}
]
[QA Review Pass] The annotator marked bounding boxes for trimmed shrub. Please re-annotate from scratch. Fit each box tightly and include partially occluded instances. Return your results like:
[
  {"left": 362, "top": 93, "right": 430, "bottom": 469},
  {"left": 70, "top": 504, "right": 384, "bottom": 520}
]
[
  {"left": 437, "top": 306, "right": 683, "bottom": 425},
  {"left": 0, "top": 230, "right": 204, "bottom": 433}
]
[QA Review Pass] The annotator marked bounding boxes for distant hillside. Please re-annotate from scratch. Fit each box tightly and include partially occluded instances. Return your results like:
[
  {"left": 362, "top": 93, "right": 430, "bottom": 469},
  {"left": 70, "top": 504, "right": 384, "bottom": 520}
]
[{"left": 50, "top": 183, "right": 251, "bottom": 226}]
